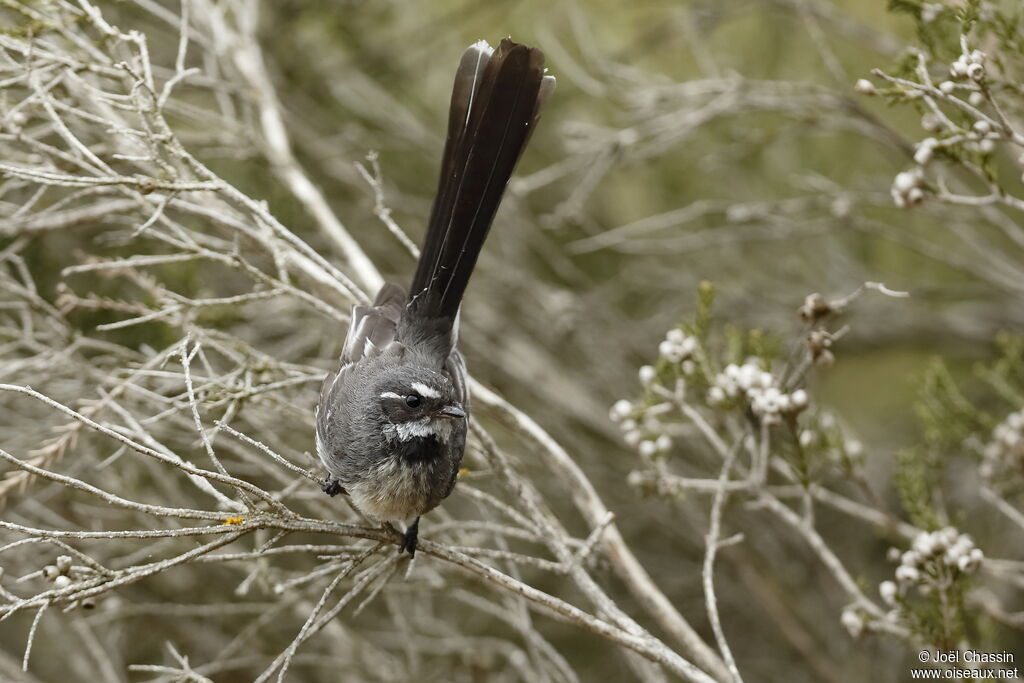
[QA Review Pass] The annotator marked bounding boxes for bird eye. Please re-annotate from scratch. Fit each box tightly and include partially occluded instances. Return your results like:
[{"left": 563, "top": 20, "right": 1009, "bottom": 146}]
[{"left": 405, "top": 394, "right": 422, "bottom": 408}]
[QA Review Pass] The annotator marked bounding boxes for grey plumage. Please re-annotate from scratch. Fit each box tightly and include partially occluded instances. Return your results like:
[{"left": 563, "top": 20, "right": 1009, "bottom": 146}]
[
  {"left": 317, "top": 284, "right": 467, "bottom": 522},
  {"left": 316, "top": 39, "right": 554, "bottom": 555}
]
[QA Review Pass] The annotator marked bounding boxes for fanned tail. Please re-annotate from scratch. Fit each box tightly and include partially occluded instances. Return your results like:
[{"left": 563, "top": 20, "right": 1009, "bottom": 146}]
[{"left": 401, "top": 38, "right": 554, "bottom": 345}]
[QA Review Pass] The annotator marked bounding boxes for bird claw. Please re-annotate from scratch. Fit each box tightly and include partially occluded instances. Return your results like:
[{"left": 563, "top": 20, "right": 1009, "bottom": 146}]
[
  {"left": 320, "top": 477, "right": 344, "bottom": 497},
  {"left": 398, "top": 517, "right": 420, "bottom": 558}
]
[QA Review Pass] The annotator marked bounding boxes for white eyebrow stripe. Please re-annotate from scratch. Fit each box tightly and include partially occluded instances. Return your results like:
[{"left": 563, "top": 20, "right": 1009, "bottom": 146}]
[
  {"left": 411, "top": 382, "right": 441, "bottom": 399},
  {"left": 379, "top": 392, "right": 404, "bottom": 400}
]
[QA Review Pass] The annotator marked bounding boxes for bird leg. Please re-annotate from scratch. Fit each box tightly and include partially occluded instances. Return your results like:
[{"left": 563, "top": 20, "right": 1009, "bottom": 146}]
[
  {"left": 320, "top": 477, "right": 344, "bottom": 497},
  {"left": 398, "top": 517, "right": 421, "bottom": 557}
]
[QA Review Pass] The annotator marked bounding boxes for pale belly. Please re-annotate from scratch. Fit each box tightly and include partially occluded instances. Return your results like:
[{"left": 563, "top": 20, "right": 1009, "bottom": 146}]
[{"left": 346, "top": 456, "right": 444, "bottom": 523}]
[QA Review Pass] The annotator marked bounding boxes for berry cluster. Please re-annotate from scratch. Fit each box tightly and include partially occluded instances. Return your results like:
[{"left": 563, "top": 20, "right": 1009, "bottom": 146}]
[
  {"left": 707, "top": 359, "right": 808, "bottom": 424},
  {"left": 861, "top": 39, "right": 1002, "bottom": 210},
  {"left": 840, "top": 607, "right": 867, "bottom": 638},
  {"left": 610, "top": 399, "right": 673, "bottom": 456},
  {"left": 609, "top": 329, "right": 705, "bottom": 458},
  {"left": 657, "top": 328, "right": 699, "bottom": 374},
  {"left": 891, "top": 167, "right": 925, "bottom": 208},
  {"left": 879, "top": 528, "right": 983, "bottom": 606},
  {"left": 844, "top": 528, "right": 984, "bottom": 639},
  {"left": 37, "top": 555, "right": 96, "bottom": 609},
  {"left": 949, "top": 48, "right": 987, "bottom": 83},
  {"left": 980, "top": 409, "right": 1024, "bottom": 483}
]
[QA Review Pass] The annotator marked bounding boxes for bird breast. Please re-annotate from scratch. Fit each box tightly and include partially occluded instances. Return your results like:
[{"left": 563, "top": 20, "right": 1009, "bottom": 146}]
[{"left": 347, "top": 454, "right": 444, "bottom": 522}]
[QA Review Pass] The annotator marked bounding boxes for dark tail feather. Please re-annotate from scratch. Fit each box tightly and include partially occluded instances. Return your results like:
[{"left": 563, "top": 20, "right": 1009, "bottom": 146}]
[{"left": 404, "top": 38, "right": 554, "bottom": 336}]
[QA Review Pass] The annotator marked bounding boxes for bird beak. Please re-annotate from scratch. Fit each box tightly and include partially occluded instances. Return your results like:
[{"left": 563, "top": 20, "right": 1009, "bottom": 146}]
[{"left": 437, "top": 404, "right": 466, "bottom": 419}]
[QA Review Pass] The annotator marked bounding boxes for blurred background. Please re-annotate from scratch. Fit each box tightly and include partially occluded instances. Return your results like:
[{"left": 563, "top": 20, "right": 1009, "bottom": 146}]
[{"left": 2, "top": 0, "right": 1023, "bottom": 681}]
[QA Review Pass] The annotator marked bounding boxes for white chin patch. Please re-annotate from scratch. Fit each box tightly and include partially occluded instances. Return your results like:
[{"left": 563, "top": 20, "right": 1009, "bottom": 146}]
[{"left": 386, "top": 417, "right": 455, "bottom": 443}]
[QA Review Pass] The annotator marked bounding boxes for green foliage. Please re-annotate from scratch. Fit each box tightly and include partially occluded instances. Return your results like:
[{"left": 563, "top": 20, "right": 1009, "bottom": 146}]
[
  {"left": 887, "top": 50, "right": 921, "bottom": 84},
  {"left": 0, "top": 3, "right": 70, "bottom": 39},
  {"left": 900, "top": 573, "right": 969, "bottom": 651},
  {"left": 799, "top": 411, "right": 864, "bottom": 480},
  {"left": 718, "top": 325, "right": 781, "bottom": 371},
  {"left": 887, "top": 0, "right": 960, "bottom": 58},
  {"left": 691, "top": 280, "right": 716, "bottom": 344},
  {"left": 893, "top": 447, "right": 941, "bottom": 530},
  {"left": 901, "top": 356, "right": 984, "bottom": 528},
  {"left": 988, "top": 8, "right": 1023, "bottom": 53},
  {"left": 0, "top": 17, "right": 50, "bottom": 38},
  {"left": 912, "top": 334, "right": 1024, "bottom": 464},
  {"left": 976, "top": 333, "right": 1024, "bottom": 407},
  {"left": 957, "top": 0, "right": 982, "bottom": 30},
  {"left": 887, "top": 0, "right": 923, "bottom": 17},
  {"left": 915, "top": 359, "right": 981, "bottom": 449}
]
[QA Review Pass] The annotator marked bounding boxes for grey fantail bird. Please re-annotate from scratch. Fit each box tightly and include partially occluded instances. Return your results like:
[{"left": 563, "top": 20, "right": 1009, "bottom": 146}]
[{"left": 315, "top": 38, "right": 555, "bottom": 556}]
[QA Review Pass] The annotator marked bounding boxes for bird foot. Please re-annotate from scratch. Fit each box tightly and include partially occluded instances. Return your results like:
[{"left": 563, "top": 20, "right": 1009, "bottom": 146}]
[
  {"left": 398, "top": 517, "right": 421, "bottom": 558},
  {"left": 320, "top": 477, "right": 344, "bottom": 497}
]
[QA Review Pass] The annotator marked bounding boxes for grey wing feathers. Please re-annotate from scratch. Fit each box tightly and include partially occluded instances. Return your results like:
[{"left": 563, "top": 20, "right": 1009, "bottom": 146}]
[
  {"left": 316, "top": 362, "right": 351, "bottom": 461},
  {"left": 318, "top": 284, "right": 407, "bottom": 466},
  {"left": 338, "top": 281, "right": 467, "bottom": 405},
  {"left": 342, "top": 283, "right": 405, "bottom": 363}
]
